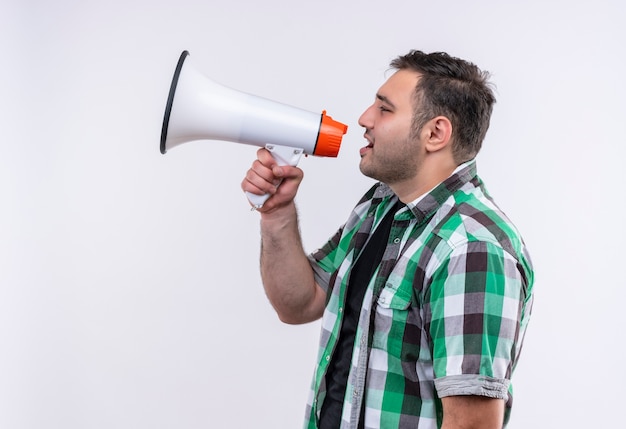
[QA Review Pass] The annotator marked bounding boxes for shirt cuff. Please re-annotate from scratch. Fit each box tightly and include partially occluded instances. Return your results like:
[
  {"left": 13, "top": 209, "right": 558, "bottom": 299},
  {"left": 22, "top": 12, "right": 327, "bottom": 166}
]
[
  {"left": 435, "top": 374, "right": 510, "bottom": 399},
  {"left": 307, "top": 254, "right": 331, "bottom": 293}
]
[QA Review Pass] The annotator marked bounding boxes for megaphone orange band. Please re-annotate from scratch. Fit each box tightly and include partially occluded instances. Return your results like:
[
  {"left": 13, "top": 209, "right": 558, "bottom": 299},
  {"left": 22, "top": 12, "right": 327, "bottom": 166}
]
[{"left": 314, "top": 110, "right": 348, "bottom": 157}]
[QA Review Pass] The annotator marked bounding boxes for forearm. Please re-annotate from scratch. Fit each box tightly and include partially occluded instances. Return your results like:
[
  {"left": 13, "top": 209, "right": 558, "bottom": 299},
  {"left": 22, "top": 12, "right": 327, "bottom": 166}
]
[
  {"left": 260, "top": 202, "right": 325, "bottom": 324},
  {"left": 441, "top": 396, "right": 504, "bottom": 429}
]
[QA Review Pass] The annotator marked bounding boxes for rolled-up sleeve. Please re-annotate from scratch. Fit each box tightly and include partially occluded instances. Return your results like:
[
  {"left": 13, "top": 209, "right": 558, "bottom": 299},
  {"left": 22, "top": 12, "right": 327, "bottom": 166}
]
[{"left": 426, "top": 239, "right": 528, "bottom": 397}]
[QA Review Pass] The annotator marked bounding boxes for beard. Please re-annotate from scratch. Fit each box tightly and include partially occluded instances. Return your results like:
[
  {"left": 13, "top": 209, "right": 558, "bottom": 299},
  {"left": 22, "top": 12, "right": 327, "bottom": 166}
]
[{"left": 359, "top": 134, "right": 421, "bottom": 185}]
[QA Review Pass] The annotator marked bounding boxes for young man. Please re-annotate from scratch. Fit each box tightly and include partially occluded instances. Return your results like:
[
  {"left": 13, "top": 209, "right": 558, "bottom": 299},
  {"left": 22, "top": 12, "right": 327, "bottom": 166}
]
[{"left": 241, "top": 50, "right": 534, "bottom": 429}]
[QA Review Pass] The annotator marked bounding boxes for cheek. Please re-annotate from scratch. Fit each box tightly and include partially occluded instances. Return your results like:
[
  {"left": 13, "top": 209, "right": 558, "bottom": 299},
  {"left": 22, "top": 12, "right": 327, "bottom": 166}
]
[
  {"left": 378, "top": 120, "right": 409, "bottom": 144},
  {"left": 378, "top": 117, "right": 402, "bottom": 136}
]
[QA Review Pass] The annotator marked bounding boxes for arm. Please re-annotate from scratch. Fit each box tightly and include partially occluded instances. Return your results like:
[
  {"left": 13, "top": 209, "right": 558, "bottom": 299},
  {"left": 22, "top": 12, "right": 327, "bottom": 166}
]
[
  {"left": 242, "top": 148, "right": 326, "bottom": 324},
  {"left": 441, "top": 396, "right": 505, "bottom": 429},
  {"left": 429, "top": 240, "right": 527, "bottom": 428}
]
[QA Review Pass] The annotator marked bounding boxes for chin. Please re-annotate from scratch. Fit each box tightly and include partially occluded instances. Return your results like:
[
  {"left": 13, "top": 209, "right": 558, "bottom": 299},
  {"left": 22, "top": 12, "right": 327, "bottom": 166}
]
[{"left": 358, "top": 164, "right": 378, "bottom": 181}]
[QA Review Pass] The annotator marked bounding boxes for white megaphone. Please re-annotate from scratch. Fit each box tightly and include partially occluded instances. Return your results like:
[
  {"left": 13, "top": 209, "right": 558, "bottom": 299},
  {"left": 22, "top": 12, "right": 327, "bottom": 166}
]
[{"left": 160, "top": 51, "right": 348, "bottom": 208}]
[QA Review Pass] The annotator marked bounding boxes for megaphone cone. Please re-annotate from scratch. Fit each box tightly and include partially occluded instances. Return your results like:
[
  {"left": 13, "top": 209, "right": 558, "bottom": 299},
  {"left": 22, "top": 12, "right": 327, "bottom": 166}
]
[
  {"left": 160, "top": 51, "right": 348, "bottom": 207},
  {"left": 161, "top": 51, "right": 348, "bottom": 207},
  {"left": 160, "top": 51, "right": 347, "bottom": 155}
]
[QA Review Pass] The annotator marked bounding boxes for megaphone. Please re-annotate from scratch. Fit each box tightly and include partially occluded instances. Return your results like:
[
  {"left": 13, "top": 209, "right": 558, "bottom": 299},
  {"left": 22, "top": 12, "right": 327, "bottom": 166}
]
[{"left": 160, "top": 50, "right": 348, "bottom": 207}]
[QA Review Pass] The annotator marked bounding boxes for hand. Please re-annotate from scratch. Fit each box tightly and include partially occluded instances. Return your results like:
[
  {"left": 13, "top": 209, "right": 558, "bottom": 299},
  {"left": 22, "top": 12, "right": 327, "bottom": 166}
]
[{"left": 241, "top": 148, "right": 304, "bottom": 213}]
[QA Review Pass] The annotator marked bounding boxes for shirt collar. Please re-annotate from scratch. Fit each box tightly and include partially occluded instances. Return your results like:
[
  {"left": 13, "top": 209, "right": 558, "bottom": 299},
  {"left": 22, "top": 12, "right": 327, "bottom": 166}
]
[
  {"left": 373, "top": 159, "right": 478, "bottom": 223},
  {"left": 407, "top": 159, "right": 477, "bottom": 223}
]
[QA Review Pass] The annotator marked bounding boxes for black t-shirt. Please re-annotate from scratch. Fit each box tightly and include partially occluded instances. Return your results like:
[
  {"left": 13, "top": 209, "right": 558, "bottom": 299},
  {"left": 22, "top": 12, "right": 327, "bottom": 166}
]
[{"left": 319, "top": 202, "right": 400, "bottom": 429}]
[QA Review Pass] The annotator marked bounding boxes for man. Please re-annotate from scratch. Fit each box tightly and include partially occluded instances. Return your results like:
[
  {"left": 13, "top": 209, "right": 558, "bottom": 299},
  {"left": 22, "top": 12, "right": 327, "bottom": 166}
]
[{"left": 241, "top": 50, "right": 534, "bottom": 429}]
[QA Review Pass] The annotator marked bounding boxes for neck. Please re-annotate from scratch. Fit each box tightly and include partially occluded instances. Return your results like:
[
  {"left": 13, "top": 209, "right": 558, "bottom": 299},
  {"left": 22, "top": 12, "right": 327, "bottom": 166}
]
[{"left": 389, "top": 155, "right": 458, "bottom": 204}]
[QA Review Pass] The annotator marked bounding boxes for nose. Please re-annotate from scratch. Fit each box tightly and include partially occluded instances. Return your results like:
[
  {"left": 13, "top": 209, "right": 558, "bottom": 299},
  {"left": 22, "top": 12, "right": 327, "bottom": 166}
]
[{"left": 358, "top": 104, "right": 375, "bottom": 129}]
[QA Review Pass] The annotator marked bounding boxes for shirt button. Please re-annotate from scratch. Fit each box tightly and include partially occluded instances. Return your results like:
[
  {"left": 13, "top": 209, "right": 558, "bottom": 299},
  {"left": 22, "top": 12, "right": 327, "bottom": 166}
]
[
  {"left": 338, "top": 307, "right": 343, "bottom": 313},
  {"left": 326, "top": 355, "right": 330, "bottom": 362},
  {"left": 393, "top": 237, "right": 401, "bottom": 244}
]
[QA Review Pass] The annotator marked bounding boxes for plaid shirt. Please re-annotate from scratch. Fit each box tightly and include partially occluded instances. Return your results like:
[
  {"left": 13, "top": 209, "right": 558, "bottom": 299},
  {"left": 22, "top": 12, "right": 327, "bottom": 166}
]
[{"left": 306, "top": 160, "right": 534, "bottom": 429}]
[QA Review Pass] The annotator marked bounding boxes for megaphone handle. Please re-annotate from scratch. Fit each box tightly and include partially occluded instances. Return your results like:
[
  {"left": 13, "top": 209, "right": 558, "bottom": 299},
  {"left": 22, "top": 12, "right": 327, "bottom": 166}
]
[{"left": 246, "top": 144, "right": 304, "bottom": 209}]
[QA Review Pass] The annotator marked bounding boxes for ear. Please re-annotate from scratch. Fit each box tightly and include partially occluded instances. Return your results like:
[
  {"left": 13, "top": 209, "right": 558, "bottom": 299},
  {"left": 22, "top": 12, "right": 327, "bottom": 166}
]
[{"left": 422, "top": 116, "right": 452, "bottom": 153}]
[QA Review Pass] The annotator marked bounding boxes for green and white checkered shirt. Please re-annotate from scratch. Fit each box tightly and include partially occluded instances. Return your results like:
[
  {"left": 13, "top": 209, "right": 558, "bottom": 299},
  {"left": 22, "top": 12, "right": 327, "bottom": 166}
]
[{"left": 306, "top": 160, "right": 534, "bottom": 428}]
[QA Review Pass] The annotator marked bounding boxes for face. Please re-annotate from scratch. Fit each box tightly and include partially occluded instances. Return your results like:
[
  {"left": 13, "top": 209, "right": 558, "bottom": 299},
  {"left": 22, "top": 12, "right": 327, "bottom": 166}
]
[{"left": 358, "top": 69, "right": 423, "bottom": 185}]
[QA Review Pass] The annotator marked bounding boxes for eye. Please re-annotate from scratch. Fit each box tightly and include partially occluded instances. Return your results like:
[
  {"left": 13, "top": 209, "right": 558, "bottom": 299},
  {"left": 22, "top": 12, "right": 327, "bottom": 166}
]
[{"left": 378, "top": 105, "right": 391, "bottom": 113}]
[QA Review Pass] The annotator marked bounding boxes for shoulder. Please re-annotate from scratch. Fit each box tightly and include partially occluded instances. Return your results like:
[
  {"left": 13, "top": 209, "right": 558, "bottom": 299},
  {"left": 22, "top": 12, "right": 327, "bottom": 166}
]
[{"left": 430, "top": 178, "right": 529, "bottom": 264}]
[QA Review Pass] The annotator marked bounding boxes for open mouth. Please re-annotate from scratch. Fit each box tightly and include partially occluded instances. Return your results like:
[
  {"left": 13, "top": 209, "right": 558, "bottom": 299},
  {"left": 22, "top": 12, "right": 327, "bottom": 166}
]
[{"left": 360, "top": 135, "right": 374, "bottom": 156}]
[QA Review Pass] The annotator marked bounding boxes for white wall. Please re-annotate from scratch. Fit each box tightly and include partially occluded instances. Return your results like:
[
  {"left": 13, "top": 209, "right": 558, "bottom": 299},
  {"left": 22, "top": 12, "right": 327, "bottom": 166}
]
[{"left": 1, "top": 0, "right": 624, "bottom": 427}]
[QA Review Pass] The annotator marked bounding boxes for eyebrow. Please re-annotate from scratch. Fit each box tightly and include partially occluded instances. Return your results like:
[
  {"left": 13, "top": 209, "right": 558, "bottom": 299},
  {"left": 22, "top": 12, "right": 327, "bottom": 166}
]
[{"left": 376, "top": 93, "right": 396, "bottom": 109}]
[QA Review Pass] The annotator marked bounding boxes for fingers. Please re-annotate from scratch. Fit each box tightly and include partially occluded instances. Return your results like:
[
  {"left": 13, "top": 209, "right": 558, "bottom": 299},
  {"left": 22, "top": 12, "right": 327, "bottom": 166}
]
[
  {"left": 241, "top": 148, "right": 304, "bottom": 211},
  {"left": 246, "top": 160, "right": 279, "bottom": 193},
  {"left": 241, "top": 149, "right": 280, "bottom": 196}
]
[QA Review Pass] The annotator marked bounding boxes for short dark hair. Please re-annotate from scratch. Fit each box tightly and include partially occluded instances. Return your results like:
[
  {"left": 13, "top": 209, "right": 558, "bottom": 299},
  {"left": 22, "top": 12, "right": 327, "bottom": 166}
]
[{"left": 390, "top": 50, "right": 496, "bottom": 163}]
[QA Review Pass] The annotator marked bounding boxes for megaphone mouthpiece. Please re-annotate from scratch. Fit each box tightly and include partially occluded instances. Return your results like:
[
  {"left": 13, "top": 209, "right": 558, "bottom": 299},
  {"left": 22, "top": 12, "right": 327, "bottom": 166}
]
[{"left": 316, "top": 110, "right": 348, "bottom": 157}]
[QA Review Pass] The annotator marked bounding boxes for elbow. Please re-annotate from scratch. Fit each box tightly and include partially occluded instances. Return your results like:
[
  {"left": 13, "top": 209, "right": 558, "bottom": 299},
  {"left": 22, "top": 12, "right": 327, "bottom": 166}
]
[
  {"left": 276, "top": 312, "right": 312, "bottom": 325},
  {"left": 278, "top": 315, "right": 304, "bottom": 325},
  {"left": 275, "top": 307, "right": 321, "bottom": 325}
]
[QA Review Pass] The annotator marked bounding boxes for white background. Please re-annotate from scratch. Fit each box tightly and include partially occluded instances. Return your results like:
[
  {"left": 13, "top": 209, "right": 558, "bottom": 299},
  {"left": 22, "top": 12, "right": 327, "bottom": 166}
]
[{"left": 1, "top": 0, "right": 624, "bottom": 427}]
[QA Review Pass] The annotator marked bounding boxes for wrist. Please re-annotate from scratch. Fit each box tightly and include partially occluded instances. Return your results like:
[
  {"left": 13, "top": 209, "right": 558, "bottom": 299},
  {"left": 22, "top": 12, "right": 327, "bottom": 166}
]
[{"left": 259, "top": 201, "right": 298, "bottom": 229}]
